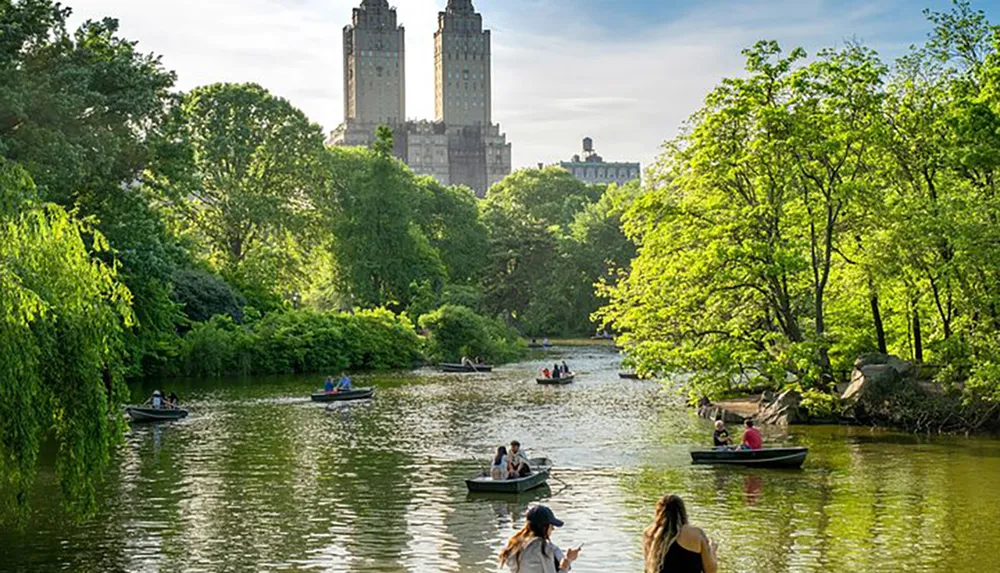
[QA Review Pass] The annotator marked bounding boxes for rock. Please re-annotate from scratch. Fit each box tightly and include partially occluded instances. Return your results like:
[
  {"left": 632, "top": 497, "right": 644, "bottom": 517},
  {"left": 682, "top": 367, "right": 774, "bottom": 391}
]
[
  {"left": 842, "top": 364, "right": 904, "bottom": 422},
  {"left": 758, "top": 389, "right": 803, "bottom": 426},
  {"left": 759, "top": 390, "right": 776, "bottom": 405},
  {"left": 697, "top": 404, "right": 748, "bottom": 424},
  {"left": 853, "top": 353, "right": 914, "bottom": 378},
  {"left": 843, "top": 364, "right": 900, "bottom": 402}
]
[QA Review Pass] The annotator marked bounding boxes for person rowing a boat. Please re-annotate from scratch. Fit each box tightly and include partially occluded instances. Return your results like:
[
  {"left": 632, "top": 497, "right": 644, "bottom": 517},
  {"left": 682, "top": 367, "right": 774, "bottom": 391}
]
[
  {"left": 324, "top": 376, "right": 336, "bottom": 393},
  {"left": 508, "top": 440, "right": 532, "bottom": 478},
  {"left": 336, "top": 372, "right": 353, "bottom": 391},
  {"left": 712, "top": 420, "right": 732, "bottom": 449},
  {"left": 150, "top": 390, "right": 164, "bottom": 409},
  {"left": 740, "top": 419, "right": 763, "bottom": 451}
]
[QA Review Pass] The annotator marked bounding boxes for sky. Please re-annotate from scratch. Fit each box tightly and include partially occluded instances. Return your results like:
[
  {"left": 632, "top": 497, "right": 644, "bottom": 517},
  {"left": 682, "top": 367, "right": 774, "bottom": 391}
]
[{"left": 67, "top": 0, "right": 1000, "bottom": 170}]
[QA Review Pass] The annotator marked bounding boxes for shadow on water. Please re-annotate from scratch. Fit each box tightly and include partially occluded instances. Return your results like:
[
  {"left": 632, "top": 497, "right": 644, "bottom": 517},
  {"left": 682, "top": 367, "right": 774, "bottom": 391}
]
[{"left": 4, "top": 345, "right": 1000, "bottom": 572}]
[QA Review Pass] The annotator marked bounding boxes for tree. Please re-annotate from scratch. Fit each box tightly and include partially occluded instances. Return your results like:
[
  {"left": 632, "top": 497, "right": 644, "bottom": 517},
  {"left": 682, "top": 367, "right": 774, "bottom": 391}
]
[
  {"left": 314, "top": 135, "right": 446, "bottom": 311},
  {"left": 152, "top": 83, "right": 327, "bottom": 301},
  {"left": 0, "top": 162, "right": 132, "bottom": 522},
  {"left": 0, "top": 2, "right": 176, "bottom": 205},
  {"left": 598, "top": 42, "right": 886, "bottom": 394}
]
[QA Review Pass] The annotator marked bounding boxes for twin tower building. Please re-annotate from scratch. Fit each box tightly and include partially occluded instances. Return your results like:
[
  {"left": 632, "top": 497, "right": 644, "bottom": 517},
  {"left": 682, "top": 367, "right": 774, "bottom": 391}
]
[{"left": 328, "top": 0, "right": 512, "bottom": 197}]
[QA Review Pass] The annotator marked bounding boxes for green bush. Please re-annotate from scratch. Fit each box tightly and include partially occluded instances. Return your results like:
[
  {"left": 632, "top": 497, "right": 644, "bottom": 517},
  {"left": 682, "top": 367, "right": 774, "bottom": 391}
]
[
  {"left": 172, "top": 268, "right": 246, "bottom": 323},
  {"left": 165, "top": 308, "right": 422, "bottom": 378},
  {"left": 418, "top": 304, "right": 526, "bottom": 364}
]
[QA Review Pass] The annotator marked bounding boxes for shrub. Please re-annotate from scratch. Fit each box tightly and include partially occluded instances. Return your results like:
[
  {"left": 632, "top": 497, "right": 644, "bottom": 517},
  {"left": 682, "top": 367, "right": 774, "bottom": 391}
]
[
  {"left": 166, "top": 308, "right": 422, "bottom": 377},
  {"left": 418, "top": 304, "right": 526, "bottom": 364},
  {"left": 172, "top": 268, "right": 246, "bottom": 323}
]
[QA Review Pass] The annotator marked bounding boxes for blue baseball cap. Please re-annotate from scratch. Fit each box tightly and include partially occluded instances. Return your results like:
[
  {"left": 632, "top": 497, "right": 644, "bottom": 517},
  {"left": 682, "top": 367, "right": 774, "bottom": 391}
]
[{"left": 527, "top": 505, "right": 564, "bottom": 528}]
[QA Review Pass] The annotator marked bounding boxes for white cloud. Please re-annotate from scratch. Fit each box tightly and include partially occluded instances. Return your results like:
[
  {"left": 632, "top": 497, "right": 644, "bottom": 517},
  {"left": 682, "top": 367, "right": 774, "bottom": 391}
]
[{"left": 67, "top": 0, "right": 938, "bottom": 171}]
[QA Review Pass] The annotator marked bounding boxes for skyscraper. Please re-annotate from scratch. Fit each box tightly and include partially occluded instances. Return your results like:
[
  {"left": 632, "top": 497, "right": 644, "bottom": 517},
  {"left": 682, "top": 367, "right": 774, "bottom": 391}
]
[
  {"left": 329, "top": 0, "right": 511, "bottom": 198},
  {"left": 435, "top": 0, "right": 491, "bottom": 127},
  {"left": 343, "top": 0, "right": 405, "bottom": 126}
]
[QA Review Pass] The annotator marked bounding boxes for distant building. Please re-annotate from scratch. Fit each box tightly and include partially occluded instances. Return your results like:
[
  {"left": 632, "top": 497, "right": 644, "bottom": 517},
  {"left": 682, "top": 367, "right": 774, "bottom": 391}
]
[
  {"left": 329, "top": 0, "right": 511, "bottom": 198},
  {"left": 559, "top": 137, "right": 640, "bottom": 186}
]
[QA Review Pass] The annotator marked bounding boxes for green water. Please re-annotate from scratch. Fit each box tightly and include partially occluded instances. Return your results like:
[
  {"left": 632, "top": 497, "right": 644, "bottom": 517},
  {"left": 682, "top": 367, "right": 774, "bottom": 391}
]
[{"left": 4, "top": 346, "right": 1000, "bottom": 572}]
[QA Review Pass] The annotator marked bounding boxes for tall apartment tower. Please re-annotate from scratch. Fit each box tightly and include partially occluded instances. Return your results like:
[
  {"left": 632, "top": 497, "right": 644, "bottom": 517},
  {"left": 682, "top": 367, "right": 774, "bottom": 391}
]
[
  {"left": 343, "top": 0, "right": 405, "bottom": 126},
  {"left": 435, "top": 0, "right": 491, "bottom": 126}
]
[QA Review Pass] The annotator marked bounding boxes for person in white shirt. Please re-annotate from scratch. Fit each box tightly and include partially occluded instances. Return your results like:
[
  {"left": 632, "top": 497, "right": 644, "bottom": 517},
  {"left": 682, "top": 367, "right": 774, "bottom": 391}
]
[
  {"left": 491, "top": 446, "right": 510, "bottom": 480},
  {"left": 151, "top": 390, "right": 163, "bottom": 409},
  {"left": 499, "top": 505, "right": 581, "bottom": 573},
  {"left": 508, "top": 440, "right": 532, "bottom": 478}
]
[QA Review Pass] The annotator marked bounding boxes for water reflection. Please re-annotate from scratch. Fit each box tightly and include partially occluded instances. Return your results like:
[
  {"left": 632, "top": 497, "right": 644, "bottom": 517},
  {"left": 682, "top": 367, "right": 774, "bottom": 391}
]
[{"left": 2, "top": 347, "right": 1000, "bottom": 572}]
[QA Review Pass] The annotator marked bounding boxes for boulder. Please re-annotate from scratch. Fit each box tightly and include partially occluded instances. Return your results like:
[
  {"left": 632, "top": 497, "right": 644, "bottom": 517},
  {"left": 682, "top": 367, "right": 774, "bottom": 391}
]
[
  {"left": 697, "top": 404, "right": 748, "bottom": 424},
  {"left": 853, "top": 353, "right": 915, "bottom": 378},
  {"left": 758, "top": 390, "right": 777, "bottom": 405},
  {"left": 758, "top": 389, "right": 803, "bottom": 426},
  {"left": 842, "top": 364, "right": 904, "bottom": 422}
]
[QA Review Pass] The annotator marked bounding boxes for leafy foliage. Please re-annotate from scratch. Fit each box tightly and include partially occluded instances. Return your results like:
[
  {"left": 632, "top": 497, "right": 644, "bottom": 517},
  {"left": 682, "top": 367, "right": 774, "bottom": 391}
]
[
  {"left": 418, "top": 304, "right": 526, "bottom": 364},
  {"left": 0, "top": 166, "right": 131, "bottom": 522},
  {"left": 167, "top": 308, "right": 423, "bottom": 378},
  {"left": 152, "top": 82, "right": 327, "bottom": 300}
]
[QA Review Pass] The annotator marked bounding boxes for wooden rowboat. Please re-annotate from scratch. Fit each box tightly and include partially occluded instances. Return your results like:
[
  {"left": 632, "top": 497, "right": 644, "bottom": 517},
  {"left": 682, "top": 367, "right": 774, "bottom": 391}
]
[
  {"left": 536, "top": 374, "right": 575, "bottom": 385},
  {"left": 311, "top": 388, "right": 375, "bottom": 402},
  {"left": 126, "top": 406, "right": 189, "bottom": 422},
  {"left": 619, "top": 372, "right": 642, "bottom": 379},
  {"left": 441, "top": 363, "right": 494, "bottom": 373},
  {"left": 465, "top": 458, "right": 552, "bottom": 493},
  {"left": 690, "top": 447, "right": 808, "bottom": 469}
]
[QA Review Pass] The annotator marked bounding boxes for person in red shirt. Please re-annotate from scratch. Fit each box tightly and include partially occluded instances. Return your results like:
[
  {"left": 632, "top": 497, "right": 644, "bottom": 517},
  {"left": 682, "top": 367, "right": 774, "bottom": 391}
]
[{"left": 741, "top": 419, "right": 763, "bottom": 450}]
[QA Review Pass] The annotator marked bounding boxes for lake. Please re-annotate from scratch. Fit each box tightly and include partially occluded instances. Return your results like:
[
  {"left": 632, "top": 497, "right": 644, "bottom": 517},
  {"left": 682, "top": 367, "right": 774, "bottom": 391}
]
[{"left": 5, "top": 345, "right": 1000, "bottom": 572}]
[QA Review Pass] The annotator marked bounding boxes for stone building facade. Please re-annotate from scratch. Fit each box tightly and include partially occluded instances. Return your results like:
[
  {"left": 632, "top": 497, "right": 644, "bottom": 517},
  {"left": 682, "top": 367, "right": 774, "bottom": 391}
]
[
  {"left": 329, "top": 0, "right": 511, "bottom": 198},
  {"left": 559, "top": 137, "right": 640, "bottom": 187},
  {"left": 342, "top": 0, "right": 405, "bottom": 126}
]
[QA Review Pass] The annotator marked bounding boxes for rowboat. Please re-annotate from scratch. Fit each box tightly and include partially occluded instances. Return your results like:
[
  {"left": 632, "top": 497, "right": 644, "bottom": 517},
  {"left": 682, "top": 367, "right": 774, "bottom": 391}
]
[
  {"left": 466, "top": 458, "right": 553, "bottom": 493},
  {"left": 310, "top": 388, "right": 375, "bottom": 403},
  {"left": 126, "top": 406, "right": 189, "bottom": 422},
  {"left": 619, "top": 372, "right": 641, "bottom": 380},
  {"left": 536, "top": 374, "right": 575, "bottom": 385},
  {"left": 690, "top": 447, "right": 808, "bottom": 469},
  {"left": 441, "top": 363, "right": 493, "bottom": 373}
]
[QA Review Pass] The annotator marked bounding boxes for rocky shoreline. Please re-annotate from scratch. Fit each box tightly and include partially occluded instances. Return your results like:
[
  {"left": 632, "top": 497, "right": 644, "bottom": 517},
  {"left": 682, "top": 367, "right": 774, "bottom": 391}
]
[{"left": 697, "top": 353, "right": 1000, "bottom": 434}]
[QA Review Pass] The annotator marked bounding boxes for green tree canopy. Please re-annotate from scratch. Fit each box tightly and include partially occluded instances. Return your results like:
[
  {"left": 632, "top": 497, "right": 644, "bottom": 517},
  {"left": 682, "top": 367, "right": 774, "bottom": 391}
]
[{"left": 152, "top": 82, "right": 327, "bottom": 302}]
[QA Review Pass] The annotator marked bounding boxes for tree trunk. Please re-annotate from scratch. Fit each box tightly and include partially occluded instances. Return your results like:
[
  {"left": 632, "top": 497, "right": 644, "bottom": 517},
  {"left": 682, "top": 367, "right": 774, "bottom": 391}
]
[
  {"left": 871, "top": 291, "right": 888, "bottom": 354},
  {"left": 913, "top": 307, "right": 924, "bottom": 364}
]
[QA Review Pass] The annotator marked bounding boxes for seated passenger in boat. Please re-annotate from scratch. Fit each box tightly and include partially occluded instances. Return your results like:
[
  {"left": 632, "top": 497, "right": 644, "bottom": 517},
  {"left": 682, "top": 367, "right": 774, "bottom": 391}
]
[
  {"left": 552, "top": 364, "right": 562, "bottom": 379},
  {"left": 461, "top": 356, "right": 473, "bottom": 367},
  {"left": 150, "top": 390, "right": 164, "bottom": 409},
  {"left": 491, "top": 446, "right": 509, "bottom": 480},
  {"left": 542, "top": 368, "right": 551, "bottom": 379},
  {"left": 561, "top": 361, "right": 571, "bottom": 375},
  {"left": 508, "top": 440, "right": 532, "bottom": 477},
  {"left": 167, "top": 392, "right": 180, "bottom": 409},
  {"left": 740, "top": 419, "right": 763, "bottom": 451},
  {"left": 324, "top": 376, "right": 335, "bottom": 393},
  {"left": 713, "top": 420, "right": 732, "bottom": 448},
  {"left": 336, "top": 373, "right": 353, "bottom": 391}
]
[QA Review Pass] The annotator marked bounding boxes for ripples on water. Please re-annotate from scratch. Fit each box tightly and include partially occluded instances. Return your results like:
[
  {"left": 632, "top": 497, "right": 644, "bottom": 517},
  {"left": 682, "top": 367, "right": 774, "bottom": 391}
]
[{"left": 4, "top": 345, "right": 1000, "bottom": 572}]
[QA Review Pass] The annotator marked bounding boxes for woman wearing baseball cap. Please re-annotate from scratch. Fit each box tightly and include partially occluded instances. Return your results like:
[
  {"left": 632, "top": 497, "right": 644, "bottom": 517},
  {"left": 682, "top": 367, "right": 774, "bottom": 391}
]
[{"left": 499, "top": 505, "right": 581, "bottom": 572}]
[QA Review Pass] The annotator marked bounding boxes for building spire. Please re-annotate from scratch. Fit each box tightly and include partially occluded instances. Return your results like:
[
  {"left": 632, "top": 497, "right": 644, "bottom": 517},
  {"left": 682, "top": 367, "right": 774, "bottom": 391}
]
[{"left": 446, "top": 0, "right": 476, "bottom": 14}]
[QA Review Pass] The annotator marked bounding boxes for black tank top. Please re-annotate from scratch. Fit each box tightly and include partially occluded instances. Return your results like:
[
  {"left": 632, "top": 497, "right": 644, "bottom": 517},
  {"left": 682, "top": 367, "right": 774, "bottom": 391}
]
[{"left": 658, "top": 542, "right": 704, "bottom": 573}]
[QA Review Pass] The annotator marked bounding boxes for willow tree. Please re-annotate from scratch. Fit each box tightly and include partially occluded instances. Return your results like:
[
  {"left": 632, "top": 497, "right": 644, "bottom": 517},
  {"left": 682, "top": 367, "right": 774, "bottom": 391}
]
[{"left": 0, "top": 161, "right": 132, "bottom": 522}]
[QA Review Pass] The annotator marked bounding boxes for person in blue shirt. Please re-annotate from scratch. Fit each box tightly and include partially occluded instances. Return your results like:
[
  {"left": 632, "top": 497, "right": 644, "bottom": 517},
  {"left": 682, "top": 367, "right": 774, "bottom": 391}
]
[
  {"left": 324, "top": 376, "right": 335, "bottom": 393},
  {"left": 337, "top": 372, "right": 353, "bottom": 391}
]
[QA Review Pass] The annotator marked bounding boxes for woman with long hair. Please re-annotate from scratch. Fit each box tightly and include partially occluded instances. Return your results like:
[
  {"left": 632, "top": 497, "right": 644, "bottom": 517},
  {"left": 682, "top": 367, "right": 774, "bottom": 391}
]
[
  {"left": 491, "top": 446, "right": 509, "bottom": 480},
  {"left": 499, "top": 505, "right": 581, "bottom": 572},
  {"left": 643, "top": 495, "right": 717, "bottom": 573}
]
